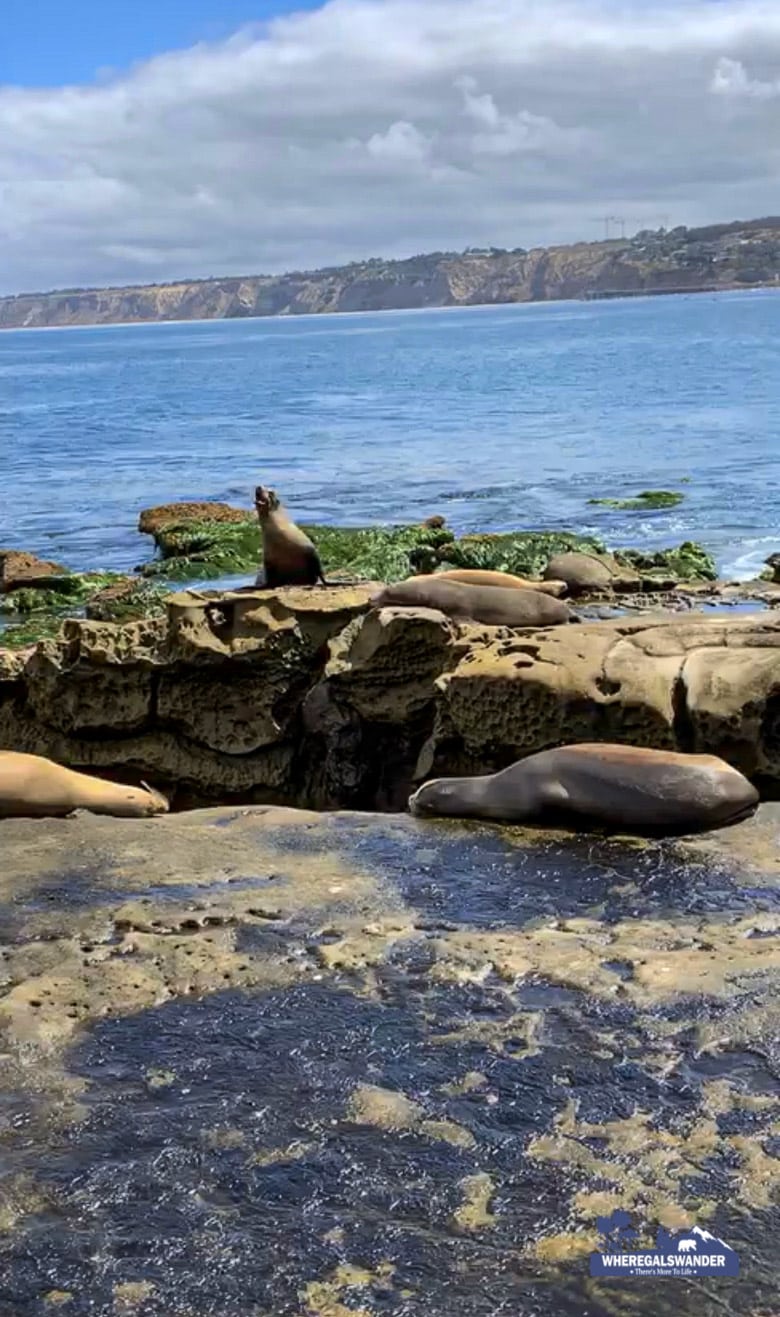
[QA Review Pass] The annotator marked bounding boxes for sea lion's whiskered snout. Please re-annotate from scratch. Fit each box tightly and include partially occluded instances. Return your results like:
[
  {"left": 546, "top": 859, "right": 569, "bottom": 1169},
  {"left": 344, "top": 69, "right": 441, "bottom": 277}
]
[
  {"left": 140, "top": 781, "right": 170, "bottom": 815},
  {"left": 408, "top": 780, "right": 457, "bottom": 817}
]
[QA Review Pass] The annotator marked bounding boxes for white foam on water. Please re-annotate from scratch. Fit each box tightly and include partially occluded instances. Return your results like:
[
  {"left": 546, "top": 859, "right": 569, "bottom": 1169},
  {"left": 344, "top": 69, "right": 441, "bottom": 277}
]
[{"left": 723, "top": 538, "right": 780, "bottom": 582}]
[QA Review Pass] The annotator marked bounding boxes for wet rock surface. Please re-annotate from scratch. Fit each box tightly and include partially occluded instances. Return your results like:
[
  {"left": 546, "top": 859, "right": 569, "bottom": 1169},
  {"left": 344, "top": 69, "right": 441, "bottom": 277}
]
[{"left": 0, "top": 806, "right": 777, "bottom": 1316}]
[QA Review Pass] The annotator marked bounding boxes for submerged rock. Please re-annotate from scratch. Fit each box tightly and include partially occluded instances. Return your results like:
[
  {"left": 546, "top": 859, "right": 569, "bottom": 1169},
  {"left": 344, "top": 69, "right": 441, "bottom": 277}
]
[{"left": 588, "top": 489, "right": 685, "bottom": 511}]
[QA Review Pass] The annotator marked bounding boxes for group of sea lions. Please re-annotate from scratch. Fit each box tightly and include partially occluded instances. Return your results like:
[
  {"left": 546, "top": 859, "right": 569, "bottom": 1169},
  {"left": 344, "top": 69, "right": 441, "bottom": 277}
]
[{"left": 0, "top": 486, "right": 761, "bottom": 836}]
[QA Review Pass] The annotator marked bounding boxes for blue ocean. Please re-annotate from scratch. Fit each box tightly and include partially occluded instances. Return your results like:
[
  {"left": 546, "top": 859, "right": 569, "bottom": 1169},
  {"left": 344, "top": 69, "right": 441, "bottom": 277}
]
[{"left": 1, "top": 289, "right": 779, "bottom": 580}]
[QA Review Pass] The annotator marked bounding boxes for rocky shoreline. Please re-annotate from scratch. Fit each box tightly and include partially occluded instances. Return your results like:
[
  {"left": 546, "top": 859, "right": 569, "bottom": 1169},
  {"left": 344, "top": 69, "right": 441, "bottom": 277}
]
[
  {"left": 1, "top": 500, "right": 779, "bottom": 807},
  {"left": 2, "top": 503, "right": 779, "bottom": 1314},
  {"left": 2, "top": 590, "right": 780, "bottom": 809}
]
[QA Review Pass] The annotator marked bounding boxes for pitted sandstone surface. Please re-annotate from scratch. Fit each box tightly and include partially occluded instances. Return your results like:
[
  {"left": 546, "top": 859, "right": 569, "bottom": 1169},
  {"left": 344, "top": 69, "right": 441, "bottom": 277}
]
[
  {"left": 0, "top": 805, "right": 777, "bottom": 1316},
  {"left": 2, "top": 594, "right": 780, "bottom": 809}
]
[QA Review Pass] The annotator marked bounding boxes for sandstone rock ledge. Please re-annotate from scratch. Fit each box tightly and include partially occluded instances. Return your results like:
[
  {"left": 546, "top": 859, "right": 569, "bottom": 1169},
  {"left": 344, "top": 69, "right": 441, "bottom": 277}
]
[{"left": 1, "top": 585, "right": 779, "bottom": 806}]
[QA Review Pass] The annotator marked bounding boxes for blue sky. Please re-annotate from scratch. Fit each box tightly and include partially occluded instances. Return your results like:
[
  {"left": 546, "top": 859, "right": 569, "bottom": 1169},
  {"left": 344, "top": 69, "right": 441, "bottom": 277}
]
[{"left": 2, "top": 0, "right": 319, "bottom": 86}]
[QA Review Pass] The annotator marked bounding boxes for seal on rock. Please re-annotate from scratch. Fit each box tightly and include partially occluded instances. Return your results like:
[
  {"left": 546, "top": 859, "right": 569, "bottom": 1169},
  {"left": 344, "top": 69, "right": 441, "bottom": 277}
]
[
  {"left": 432, "top": 569, "right": 567, "bottom": 598},
  {"left": 543, "top": 551, "right": 640, "bottom": 596},
  {"left": 0, "top": 752, "right": 169, "bottom": 819},
  {"left": 370, "top": 577, "right": 571, "bottom": 627},
  {"left": 254, "top": 486, "right": 326, "bottom": 588},
  {"left": 408, "top": 743, "right": 759, "bottom": 834}
]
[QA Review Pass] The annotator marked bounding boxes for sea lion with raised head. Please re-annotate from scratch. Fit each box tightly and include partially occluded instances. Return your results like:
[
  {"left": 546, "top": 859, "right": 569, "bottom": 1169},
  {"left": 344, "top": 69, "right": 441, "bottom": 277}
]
[
  {"left": 408, "top": 743, "right": 759, "bottom": 835},
  {"left": 254, "top": 486, "right": 326, "bottom": 588},
  {"left": 371, "top": 577, "right": 571, "bottom": 627},
  {"left": 433, "top": 568, "right": 567, "bottom": 598},
  {"left": 0, "top": 752, "right": 169, "bottom": 819}
]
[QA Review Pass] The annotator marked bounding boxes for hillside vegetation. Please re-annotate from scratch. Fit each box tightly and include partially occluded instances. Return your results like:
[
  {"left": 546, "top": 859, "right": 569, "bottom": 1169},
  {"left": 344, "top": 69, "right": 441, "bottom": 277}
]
[{"left": 2, "top": 218, "right": 780, "bottom": 329}]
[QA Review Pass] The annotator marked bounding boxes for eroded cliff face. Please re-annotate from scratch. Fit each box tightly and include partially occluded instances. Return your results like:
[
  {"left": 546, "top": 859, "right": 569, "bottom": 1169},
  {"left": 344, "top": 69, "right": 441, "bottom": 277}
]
[
  {"left": 3, "top": 220, "right": 780, "bottom": 328},
  {"left": 1, "top": 586, "right": 779, "bottom": 809}
]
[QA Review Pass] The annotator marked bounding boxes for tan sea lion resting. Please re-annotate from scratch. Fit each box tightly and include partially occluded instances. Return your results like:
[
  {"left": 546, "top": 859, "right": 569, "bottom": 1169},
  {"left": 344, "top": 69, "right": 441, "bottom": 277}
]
[
  {"left": 0, "top": 752, "right": 169, "bottom": 819},
  {"left": 370, "top": 576, "right": 571, "bottom": 627},
  {"left": 254, "top": 486, "right": 326, "bottom": 588},
  {"left": 433, "top": 568, "right": 567, "bottom": 598},
  {"left": 408, "top": 744, "right": 759, "bottom": 835}
]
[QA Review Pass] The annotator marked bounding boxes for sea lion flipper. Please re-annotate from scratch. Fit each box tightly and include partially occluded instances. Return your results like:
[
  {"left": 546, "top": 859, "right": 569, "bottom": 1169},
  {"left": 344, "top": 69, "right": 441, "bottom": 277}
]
[{"left": 539, "top": 779, "right": 570, "bottom": 809}]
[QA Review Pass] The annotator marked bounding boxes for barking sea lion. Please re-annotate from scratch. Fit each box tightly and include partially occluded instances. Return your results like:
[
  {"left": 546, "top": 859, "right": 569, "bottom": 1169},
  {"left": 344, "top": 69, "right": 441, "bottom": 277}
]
[
  {"left": 371, "top": 577, "right": 571, "bottom": 627},
  {"left": 0, "top": 752, "right": 169, "bottom": 819},
  {"left": 432, "top": 569, "right": 567, "bottom": 598},
  {"left": 254, "top": 486, "right": 326, "bottom": 588},
  {"left": 408, "top": 743, "right": 759, "bottom": 835}
]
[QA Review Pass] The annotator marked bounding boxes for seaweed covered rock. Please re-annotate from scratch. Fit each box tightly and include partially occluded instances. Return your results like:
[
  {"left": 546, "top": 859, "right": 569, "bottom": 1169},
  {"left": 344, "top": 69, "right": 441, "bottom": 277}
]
[
  {"left": 588, "top": 490, "right": 684, "bottom": 511},
  {"left": 140, "top": 517, "right": 261, "bottom": 579},
  {"left": 85, "top": 578, "right": 169, "bottom": 623},
  {"left": 434, "top": 530, "right": 605, "bottom": 578},
  {"left": 139, "top": 507, "right": 456, "bottom": 585},
  {"left": 616, "top": 542, "right": 717, "bottom": 583}
]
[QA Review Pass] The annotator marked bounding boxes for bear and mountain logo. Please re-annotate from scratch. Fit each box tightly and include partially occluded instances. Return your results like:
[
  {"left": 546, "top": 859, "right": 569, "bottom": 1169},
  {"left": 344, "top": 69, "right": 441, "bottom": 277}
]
[{"left": 590, "top": 1210, "right": 740, "bottom": 1278}]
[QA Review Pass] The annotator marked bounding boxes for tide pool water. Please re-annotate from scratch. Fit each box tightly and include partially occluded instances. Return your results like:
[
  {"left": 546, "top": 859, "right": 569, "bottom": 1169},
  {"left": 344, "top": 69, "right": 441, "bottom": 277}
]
[{"left": 1, "top": 289, "right": 779, "bottom": 579}]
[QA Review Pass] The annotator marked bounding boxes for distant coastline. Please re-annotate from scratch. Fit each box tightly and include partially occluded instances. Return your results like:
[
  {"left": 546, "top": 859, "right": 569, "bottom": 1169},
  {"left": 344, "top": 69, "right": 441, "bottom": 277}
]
[{"left": 2, "top": 215, "right": 780, "bottom": 331}]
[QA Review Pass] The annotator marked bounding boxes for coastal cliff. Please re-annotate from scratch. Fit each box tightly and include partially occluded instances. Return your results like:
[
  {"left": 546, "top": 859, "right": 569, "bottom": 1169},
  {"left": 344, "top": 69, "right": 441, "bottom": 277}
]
[{"left": 2, "top": 217, "right": 780, "bottom": 330}]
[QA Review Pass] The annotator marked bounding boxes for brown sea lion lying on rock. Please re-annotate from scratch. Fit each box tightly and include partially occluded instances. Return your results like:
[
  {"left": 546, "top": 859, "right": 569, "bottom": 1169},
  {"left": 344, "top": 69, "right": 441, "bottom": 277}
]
[
  {"left": 543, "top": 551, "right": 642, "bottom": 596},
  {"left": 255, "top": 486, "right": 326, "bottom": 588},
  {"left": 371, "top": 576, "right": 572, "bottom": 627},
  {"left": 433, "top": 568, "right": 567, "bottom": 597},
  {"left": 0, "top": 752, "right": 169, "bottom": 819},
  {"left": 408, "top": 744, "right": 759, "bottom": 835}
]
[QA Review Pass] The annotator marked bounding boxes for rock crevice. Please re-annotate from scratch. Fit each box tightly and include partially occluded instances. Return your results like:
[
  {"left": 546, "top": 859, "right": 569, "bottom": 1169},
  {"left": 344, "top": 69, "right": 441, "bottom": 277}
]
[{"left": 1, "top": 587, "right": 779, "bottom": 808}]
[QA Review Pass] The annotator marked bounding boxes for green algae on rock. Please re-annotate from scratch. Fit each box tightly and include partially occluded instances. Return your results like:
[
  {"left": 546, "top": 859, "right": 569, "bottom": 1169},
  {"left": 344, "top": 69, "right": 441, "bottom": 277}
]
[
  {"left": 310, "top": 522, "right": 454, "bottom": 581},
  {"left": 434, "top": 530, "right": 605, "bottom": 578},
  {"left": 0, "top": 614, "right": 67, "bottom": 650},
  {"left": 140, "top": 511, "right": 455, "bottom": 583},
  {"left": 616, "top": 540, "right": 717, "bottom": 582},
  {"left": 0, "top": 573, "right": 169, "bottom": 651},
  {"left": 85, "top": 578, "right": 169, "bottom": 623},
  {"left": 139, "top": 518, "right": 262, "bottom": 579},
  {"left": 0, "top": 572, "right": 126, "bottom": 615},
  {"left": 589, "top": 490, "right": 685, "bottom": 511},
  {"left": 135, "top": 500, "right": 718, "bottom": 587}
]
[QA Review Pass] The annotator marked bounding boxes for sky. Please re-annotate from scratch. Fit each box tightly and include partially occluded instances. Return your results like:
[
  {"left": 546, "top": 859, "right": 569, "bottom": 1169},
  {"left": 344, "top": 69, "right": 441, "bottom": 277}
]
[{"left": 1, "top": 0, "right": 779, "bottom": 295}]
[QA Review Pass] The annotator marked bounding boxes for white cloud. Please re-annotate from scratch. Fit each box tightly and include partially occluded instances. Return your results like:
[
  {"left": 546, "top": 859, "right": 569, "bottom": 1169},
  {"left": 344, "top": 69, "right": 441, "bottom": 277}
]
[
  {"left": 711, "top": 55, "right": 780, "bottom": 99},
  {"left": 365, "top": 121, "right": 433, "bottom": 162},
  {"left": 1, "top": 0, "right": 780, "bottom": 293}
]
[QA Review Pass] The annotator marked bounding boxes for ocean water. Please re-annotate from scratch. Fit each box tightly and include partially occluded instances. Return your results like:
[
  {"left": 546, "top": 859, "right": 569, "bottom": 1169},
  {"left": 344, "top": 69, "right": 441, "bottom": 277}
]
[{"left": 1, "top": 289, "right": 779, "bottom": 580}]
